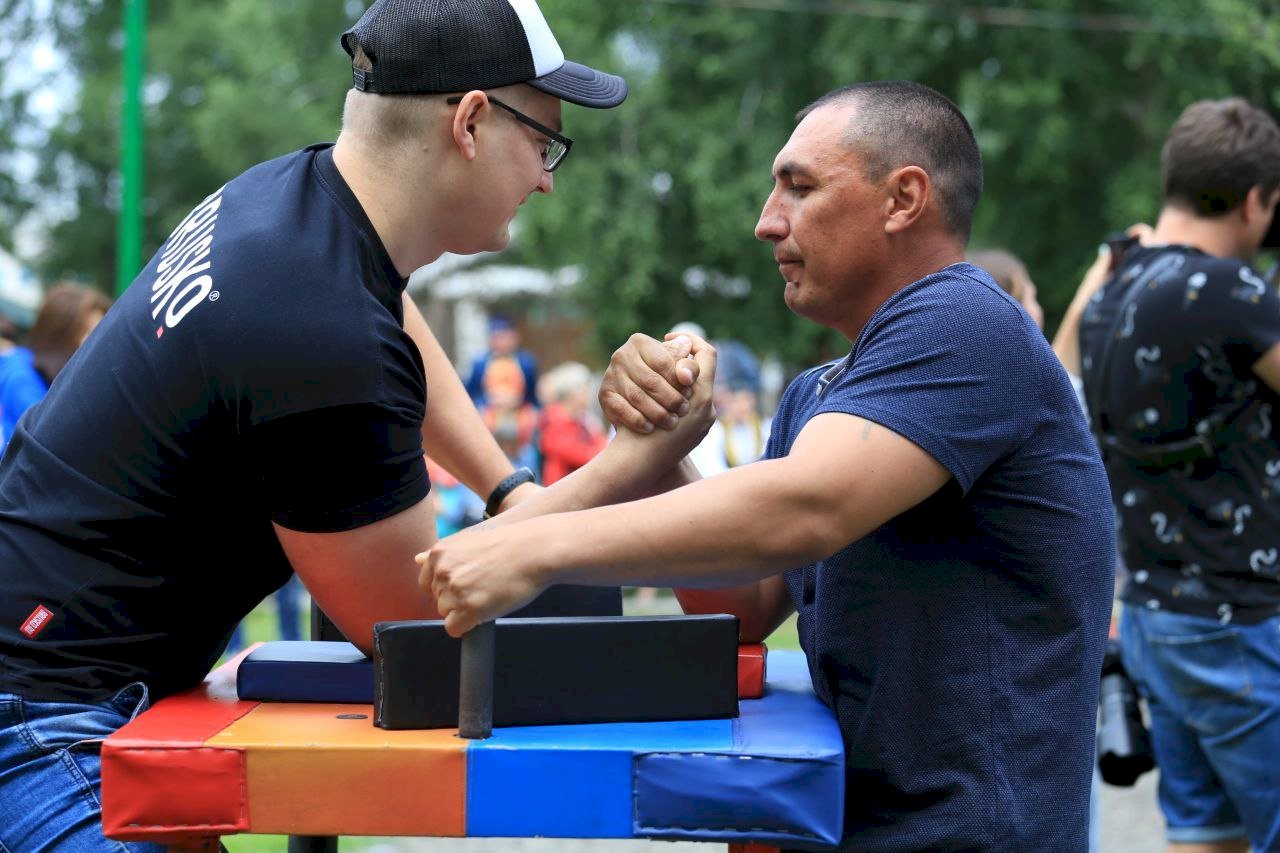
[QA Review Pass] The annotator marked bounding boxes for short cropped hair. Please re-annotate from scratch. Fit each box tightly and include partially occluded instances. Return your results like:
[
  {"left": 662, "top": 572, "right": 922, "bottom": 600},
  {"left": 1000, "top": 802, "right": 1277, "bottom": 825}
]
[
  {"left": 342, "top": 90, "right": 439, "bottom": 150},
  {"left": 799, "top": 81, "right": 984, "bottom": 241},
  {"left": 341, "top": 43, "right": 440, "bottom": 147},
  {"left": 1162, "top": 97, "right": 1280, "bottom": 216}
]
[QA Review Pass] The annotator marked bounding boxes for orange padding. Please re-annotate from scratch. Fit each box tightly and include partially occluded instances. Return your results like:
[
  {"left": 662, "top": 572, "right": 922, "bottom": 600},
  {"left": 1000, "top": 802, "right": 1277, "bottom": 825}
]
[
  {"left": 737, "top": 643, "right": 767, "bottom": 699},
  {"left": 102, "top": 654, "right": 260, "bottom": 842},
  {"left": 212, "top": 702, "right": 466, "bottom": 837}
]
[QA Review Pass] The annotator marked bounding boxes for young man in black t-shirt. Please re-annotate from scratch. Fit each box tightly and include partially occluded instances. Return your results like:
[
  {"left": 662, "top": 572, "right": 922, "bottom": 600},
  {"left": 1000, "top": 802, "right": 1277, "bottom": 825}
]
[
  {"left": 0, "top": 3, "right": 701, "bottom": 850},
  {"left": 1078, "top": 98, "right": 1280, "bottom": 853}
]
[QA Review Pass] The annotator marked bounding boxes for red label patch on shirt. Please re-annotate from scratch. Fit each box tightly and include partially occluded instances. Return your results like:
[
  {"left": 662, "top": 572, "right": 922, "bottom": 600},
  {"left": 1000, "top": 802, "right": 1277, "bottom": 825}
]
[{"left": 20, "top": 605, "right": 54, "bottom": 638}]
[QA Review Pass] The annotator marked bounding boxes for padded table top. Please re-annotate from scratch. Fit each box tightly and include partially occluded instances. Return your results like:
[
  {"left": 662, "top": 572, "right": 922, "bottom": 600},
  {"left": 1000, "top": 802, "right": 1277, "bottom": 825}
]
[{"left": 101, "top": 647, "right": 843, "bottom": 849}]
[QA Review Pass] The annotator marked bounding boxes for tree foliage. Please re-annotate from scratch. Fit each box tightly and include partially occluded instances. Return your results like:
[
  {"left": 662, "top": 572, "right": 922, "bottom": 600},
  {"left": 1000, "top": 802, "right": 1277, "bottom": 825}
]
[
  {"left": 515, "top": 0, "right": 1280, "bottom": 364},
  {"left": 2, "top": 0, "right": 1279, "bottom": 368},
  {"left": 4, "top": 0, "right": 357, "bottom": 290}
]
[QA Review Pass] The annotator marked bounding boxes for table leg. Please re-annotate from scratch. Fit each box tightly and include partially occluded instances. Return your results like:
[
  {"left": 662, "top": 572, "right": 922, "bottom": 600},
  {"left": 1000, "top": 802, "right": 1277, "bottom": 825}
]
[{"left": 290, "top": 602, "right": 344, "bottom": 851}]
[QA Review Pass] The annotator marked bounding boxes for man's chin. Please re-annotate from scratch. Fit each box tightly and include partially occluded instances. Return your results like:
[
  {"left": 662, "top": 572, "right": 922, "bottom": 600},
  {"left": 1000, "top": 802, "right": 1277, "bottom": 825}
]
[
  {"left": 486, "top": 230, "right": 513, "bottom": 253},
  {"left": 782, "top": 285, "right": 816, "bottom": 321},
  {"left": 782, "top": 282, "right": 801, "bottom": 308}
]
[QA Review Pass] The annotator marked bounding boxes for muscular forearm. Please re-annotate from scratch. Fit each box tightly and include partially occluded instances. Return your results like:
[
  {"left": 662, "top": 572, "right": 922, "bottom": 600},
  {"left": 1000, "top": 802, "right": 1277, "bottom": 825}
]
[
  {"left": 519, "top": 458, "right": 837, "bottom": 590},
  {"left": 481, "top": 433, "right": 684, "bottom": 528},
  {"left": 424, "top": 413, "right": 949, "bottom": 639},
  {"left": 643, "top": 455, "right": 700, "bottom": 497},
  {"left": 491, "top": 450, "right": 789, "bottom": 639}
]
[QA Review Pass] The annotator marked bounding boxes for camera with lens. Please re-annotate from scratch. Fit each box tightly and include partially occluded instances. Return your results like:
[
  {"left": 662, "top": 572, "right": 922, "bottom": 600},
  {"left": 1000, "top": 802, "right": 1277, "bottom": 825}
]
[
  {"left": 1096, "top": 639, "right": 1155, "bottom": 786},
  {"left": 1103, "top": 231, "right": 1142, "bottom": 271}
]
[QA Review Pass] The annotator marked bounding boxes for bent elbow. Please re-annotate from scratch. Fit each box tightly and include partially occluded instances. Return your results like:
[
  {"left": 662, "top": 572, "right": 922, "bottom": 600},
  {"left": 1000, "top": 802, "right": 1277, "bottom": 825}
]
[{"left": 761, "top": 509, "right": 849, "bottom": 568}]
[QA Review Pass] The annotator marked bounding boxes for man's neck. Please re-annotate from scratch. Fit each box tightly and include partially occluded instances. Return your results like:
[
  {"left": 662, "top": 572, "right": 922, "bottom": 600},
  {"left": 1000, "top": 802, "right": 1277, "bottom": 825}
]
[
  {"left": 836, "top": 236, "right": 966, "bottom": 343},
  {"left": 900, "top": 237, "right": 966, "bottom": 286},
  {"left": 1150, "top": 205, "right": 1252, "bottom": 261},
  {"left": 331, "top": 135, "right": 445, "bottom": 276}
]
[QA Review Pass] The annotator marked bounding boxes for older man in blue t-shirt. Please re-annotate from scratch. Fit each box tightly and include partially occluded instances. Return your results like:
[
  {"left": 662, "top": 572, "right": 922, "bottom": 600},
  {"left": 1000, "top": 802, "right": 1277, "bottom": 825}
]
[{"left": 421, "top": 81, "right": 1115, "bottom": 851}]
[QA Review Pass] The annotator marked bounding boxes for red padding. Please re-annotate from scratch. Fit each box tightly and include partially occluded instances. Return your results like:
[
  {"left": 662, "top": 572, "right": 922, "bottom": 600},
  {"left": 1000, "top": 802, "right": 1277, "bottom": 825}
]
[
  {"left": 101, "top": 746, "right": 247, "bottom": 842},
  {"left": 737, "top": 643, "right": 767, "bottom": 699},
  {"left": 101, "top": 650, "right": 260, "bottom": 842},
  {"left": 109, "top": 688, "right": 259, "bottom": 744}
]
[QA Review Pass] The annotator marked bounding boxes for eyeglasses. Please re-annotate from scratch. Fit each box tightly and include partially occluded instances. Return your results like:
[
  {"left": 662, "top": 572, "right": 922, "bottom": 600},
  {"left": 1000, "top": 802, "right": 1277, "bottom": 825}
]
[{"left": 446, "top": 94, "right": 573, "bottom": 172}]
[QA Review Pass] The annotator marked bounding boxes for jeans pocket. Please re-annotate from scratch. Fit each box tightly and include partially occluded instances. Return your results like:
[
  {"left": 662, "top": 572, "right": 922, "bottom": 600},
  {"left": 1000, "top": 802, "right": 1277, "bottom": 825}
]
[
  {"left": 18, "top": 696, "right": 135, "bottom": 754},
  {"left": 63, "top": 682, "right": 152, "bottom": 754},
  {"left": 108, "top": 681, "right": 151, "bottom": 723},
  {"left": 1146, "top": 622, "right": 1255, "bottom": 737}
]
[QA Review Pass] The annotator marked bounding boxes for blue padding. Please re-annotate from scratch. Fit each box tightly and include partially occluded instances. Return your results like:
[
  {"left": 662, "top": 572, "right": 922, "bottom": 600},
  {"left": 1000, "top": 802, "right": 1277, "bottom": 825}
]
[
  {"left": 467, "top": 718, "right": 732, "bottom": 838},
  {"left": 236, "top": 640, "right": 373, "bottom": 703},
  {"left": 633, "top": 651, "right": 844, "bottom": 849},
  {"left": 472, "top": 718, "right": 734, "bottom": 751}
]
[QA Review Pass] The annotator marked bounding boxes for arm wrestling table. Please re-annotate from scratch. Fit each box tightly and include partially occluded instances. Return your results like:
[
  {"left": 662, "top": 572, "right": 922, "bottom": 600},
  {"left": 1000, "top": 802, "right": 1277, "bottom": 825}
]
[{"left": 100, "top": 647, "right": 843, "bottom": 851}]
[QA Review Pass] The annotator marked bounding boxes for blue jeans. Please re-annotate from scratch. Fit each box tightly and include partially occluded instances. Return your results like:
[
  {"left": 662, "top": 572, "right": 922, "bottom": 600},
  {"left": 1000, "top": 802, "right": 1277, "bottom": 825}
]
[
  {"left": 1119, "top": 604, "right": 1280, "bottom": 850},
  {"left": 0, "top": 683, "right": 166, "bottom": 852}
]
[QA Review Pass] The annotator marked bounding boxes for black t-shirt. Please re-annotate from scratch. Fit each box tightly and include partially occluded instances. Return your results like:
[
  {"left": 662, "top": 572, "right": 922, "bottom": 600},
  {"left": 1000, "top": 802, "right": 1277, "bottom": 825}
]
[
  {"left": 1080, "top": 244, "right": 1280, "bottom": 623},
  {"left": 0, "top": 145, "right": 433, "bottom": 702}
]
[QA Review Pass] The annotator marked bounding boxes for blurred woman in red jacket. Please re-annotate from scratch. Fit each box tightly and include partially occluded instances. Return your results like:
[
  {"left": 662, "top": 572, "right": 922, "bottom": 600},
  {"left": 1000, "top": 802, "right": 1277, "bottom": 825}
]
[{"left": 537, "top": 361, "right": 607, "bottom": 485}]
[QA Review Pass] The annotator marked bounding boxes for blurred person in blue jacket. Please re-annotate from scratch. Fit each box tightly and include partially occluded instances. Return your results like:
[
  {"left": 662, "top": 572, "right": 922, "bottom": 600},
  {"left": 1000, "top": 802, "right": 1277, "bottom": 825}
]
[
  {"left": 0, "top": 283, "right": 111, "bottom": 452},
  {"left": 465, "top": 314, "right": 540, "bottom": 408}
]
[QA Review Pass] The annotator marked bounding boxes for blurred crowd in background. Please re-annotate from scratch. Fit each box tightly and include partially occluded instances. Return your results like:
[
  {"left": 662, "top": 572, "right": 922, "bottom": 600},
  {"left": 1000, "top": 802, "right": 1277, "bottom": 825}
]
[{"left": 431, "top": 315, "right": 775, "bottom": 541}]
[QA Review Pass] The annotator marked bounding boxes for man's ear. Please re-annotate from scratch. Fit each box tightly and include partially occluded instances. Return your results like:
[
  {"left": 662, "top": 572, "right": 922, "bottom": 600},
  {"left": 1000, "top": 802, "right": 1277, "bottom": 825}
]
[
  {"left": 449, "top": 91, "right": 490, "bottom": 163},
  {"left": 883, "top": 165, "right": 930, "bottom": 235},
  {"left": 1244, "top": 184, "right": 1280, "bottom": 224}
]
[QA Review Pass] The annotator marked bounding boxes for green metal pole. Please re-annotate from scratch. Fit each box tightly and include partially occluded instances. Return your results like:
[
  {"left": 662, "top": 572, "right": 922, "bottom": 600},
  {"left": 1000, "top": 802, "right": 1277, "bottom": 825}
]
[{"left": 116, "top": 0, "right": 146, "bottom": 296}]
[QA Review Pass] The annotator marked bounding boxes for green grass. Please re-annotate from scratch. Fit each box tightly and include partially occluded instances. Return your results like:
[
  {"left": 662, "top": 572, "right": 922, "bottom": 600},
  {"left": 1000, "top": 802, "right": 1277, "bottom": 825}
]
[
  {"left": 237, "top": 594, "right": 309, "bottom": 645},
  {"left": 766, "top": 612, "right": 801, "bottom": 651}
]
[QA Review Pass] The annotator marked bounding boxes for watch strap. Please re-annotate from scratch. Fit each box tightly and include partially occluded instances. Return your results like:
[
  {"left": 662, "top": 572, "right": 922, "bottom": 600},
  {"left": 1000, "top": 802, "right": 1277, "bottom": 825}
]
[{"left": 484, "top": 467, "right": 535, "bottom": 519}]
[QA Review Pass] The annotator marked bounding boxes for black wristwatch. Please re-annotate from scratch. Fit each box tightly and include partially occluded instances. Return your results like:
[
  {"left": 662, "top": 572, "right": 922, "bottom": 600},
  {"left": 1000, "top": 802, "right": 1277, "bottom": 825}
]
[{"left": 484, "top": 467, "right": 536, "bottom": 519}]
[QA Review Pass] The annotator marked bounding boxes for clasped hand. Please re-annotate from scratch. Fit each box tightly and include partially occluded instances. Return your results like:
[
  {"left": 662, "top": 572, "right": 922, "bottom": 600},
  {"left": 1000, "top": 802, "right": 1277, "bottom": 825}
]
[{"left": 416, "top": 333, "right": 717, "bottom": 638}]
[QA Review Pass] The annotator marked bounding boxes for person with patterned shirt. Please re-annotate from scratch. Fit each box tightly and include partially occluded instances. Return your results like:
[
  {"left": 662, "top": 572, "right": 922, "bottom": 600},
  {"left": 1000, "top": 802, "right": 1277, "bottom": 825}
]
[{"left": 1077, "top": 97, "right": 1280, "bottom": 853}]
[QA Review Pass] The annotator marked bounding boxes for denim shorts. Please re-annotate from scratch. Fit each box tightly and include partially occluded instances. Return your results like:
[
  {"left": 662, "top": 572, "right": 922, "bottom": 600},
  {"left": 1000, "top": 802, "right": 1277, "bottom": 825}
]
[
  {"left": 1119, "top": 604, "right": 1280, "bottom": 851},
  {"left": 0, "top": 683, "right": 166, "bottom": 852}
]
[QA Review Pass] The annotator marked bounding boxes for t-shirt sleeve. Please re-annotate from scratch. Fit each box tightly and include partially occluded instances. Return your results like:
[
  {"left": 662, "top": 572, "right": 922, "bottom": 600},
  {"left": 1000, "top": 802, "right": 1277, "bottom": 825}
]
[
  {"left": 815, "top": 284, "right": 1039, "bottom": 493},
  {"left": 247, "top": 402, "right": 429, "bottom": 533},
  {"left": 1204, "top": 261, "right": 1280, "bottom": 370}
]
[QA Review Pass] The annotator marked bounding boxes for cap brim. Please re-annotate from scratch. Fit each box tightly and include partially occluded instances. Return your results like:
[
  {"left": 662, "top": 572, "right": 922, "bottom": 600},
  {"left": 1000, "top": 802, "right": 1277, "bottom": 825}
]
[{"left": 529, "top": 60, "right": 628, "bottom": 109}]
